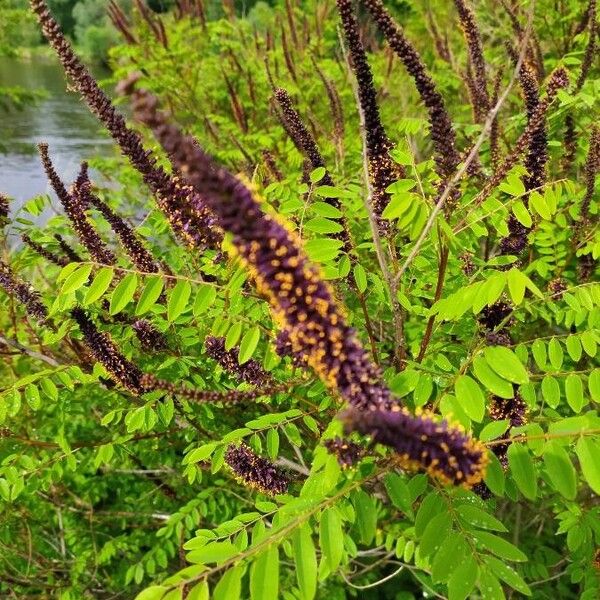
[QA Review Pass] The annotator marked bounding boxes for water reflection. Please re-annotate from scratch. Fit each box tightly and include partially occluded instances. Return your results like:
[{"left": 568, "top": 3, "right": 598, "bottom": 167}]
[{"left": 0, "top": 55, "right": 113, "bottom": 217}]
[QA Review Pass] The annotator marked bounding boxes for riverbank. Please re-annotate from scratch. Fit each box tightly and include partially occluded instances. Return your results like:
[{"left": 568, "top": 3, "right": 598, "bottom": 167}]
[{"left": 0, "top": 55, "right": 113, "bottom": 218}]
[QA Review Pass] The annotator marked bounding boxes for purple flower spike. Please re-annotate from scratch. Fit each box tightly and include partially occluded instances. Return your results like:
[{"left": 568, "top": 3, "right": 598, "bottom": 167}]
[
  {"left": 72, "top": 308, "right": 146, "bottom": 395},
  {"left": 29, "top": 0, "right": 221, "bottom": 251},
  {"left": 225, "top": 443, "right": 290, "bottom": 496},
  {"left": 205, "top": 336, "right": 270, "bottom": 386},
  {"left": 324, "top": 437, "right": 364, "bottom": 468},
  {"left": 131, "top": 89, "right": 395, "bottom": 412},
  {"left": 0, "top": 259, "right": 48, "bottom": 323},
  {"left": 342, "top": 406, "right": 489, "bottom": 487}
]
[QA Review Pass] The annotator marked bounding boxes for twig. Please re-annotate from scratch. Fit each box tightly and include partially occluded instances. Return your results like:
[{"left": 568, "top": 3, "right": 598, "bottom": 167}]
[{"left": 0, "top": 336, "right": 60, "bottom": 367}]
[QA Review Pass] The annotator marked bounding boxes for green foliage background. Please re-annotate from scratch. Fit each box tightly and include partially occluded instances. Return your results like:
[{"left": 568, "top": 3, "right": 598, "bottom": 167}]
[{"left": 0, "top": 0, "right": 599, "bottom": 599}]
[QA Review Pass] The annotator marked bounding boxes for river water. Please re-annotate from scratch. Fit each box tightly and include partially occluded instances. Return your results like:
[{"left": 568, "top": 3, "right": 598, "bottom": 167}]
[{"left": 0, "top": 56, "right": 113, "bottom": 217}]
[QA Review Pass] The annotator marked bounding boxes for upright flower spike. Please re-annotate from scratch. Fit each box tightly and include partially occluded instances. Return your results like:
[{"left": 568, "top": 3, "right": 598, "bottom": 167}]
[
  {"left": 342, "top": 406, "right": 489, "bottom": 486},
  {"left": 29, "top": 0, "right": 221, "bottom": 251},
  {"left": 273, "top": 88, "right": 335, "bottom": 189},
  {"left": 273, "top": 87, "right": 352, "bottom": 252},
  {"left": 38, "top": 143, "right": 116, "bottom": 265},
  {"left": 453, "top": 0, "right": 489, "bottom": 121},
  {"left": 76, "top": 163, "right": 160, "bottom": 273},
  {"left": 580, "top": 126, "right": 600, "bottom": 226},
  {"left": 205, "top": 336, "right": 271, "bottom": 386},
  {"left": 0, "top": 259, "right": 48, "bottom": 323},
  {"left": 336, "top": 0, "right": 403, "bottom": 225},
  {"left": 360, "top": 0, "right": 460, "bottom": 182},
  {"left": 225, "top": 443, "right": 290, "bottom": 496},
  {"left": 477, "top": 68, "right": 568, "bottom": 209},
  {"left": 130, "top": 89, "right": 487, "bottom": 488},
  {"left": 71, "top": 307, "right": 146, "bottom": 395},
  {"left": 21, "top": 234, "right": 69, "bottom": 267},
  {"left": 500, "top": 66, "right": 563, "bottom": 255}
]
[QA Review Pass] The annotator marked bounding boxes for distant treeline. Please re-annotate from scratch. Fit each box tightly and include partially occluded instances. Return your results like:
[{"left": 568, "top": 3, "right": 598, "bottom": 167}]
[{"left": 0, "top": 1, "right": 277, "bottom": 62}]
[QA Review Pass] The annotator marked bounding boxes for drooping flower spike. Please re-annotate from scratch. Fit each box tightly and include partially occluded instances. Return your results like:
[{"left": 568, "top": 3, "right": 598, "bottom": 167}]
[
  {"left": 342, "top": 406, "right": 489, "bottom": 487},
  {"left": 205, "top": 336, "right": 271, "bottom": 386},
  {"left": 130, "top": 89, "right": 488, "bottom": 487},
  {"left": 360, "top": 0, "right": 460, "bottom": 183},
  {"left": 21, "top": 234, "right": 69, "bottom": 267},
  {"left": 71, "top": 307, "right": 146, "bottom": 395},
  {"left": 75, "top": 163, "right": 161, "bottom": 273},
  {"left": 0, "top": 259, "right": 48, "bottom": 323},
  {"left": 54, "top": 234, "right": 83, "bottom": 263},
  {"left": 29, "top": 0, "right": 221, "bottom": 251},
  {"left": 225, "top": 443, "right": 290, "bottom": 496},
  {"left": 453, "top": 0, "right": 489, "bottom": 121},
  {"left": 140, "top": 373, "right": 290, "bottom": 404},
  {"left": 336, "top": 0, "right": 404, "bottom": 226}
]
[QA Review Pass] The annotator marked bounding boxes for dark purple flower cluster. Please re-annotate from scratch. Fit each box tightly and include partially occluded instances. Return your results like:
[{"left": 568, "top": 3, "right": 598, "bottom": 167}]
[
  {"left": 205, "top": 336, "right": 270, "bottom": 386},
  {"left": 38, "top": 143, "right": 116, "bottom": 265},
  {"left": 0, "top": 193, "right": 8, "bottom": 224},
  {"left": 129, "top": 88, "right": 489, "bottom": 487},
  {"left": 21, "top": 234, "right": 69, "bottom": 267},
  {"left": 225, "top": 443, "right": 290, "bottom": 496},
  {"left": 484, "top": 330, "right": 512, "bottom": 347},
  {"left": 499, "top": 68, "right": 569, "bottom": 255},
  {"left": 489, "top": 393, "right": 528, "bottom": 428},
  {"left": 453, "top": 0, "right": 489, "bottom": 121},
  {"left": 324, "top": 437, "right": 363, "bottom": 468},
  {"left": 29, "top": 0, "right": 221, "bottom": 251},
  {"left": 0, "top": 259, "right": 48, "bottom": 322},
  {"left": 262, "top": 150, "right": 283, "bottom": 183},
  {"left": 273, "top": 88, "right": 335, "bottom": 189},
  {"left": 54, "top": 234, "right": 83, "bottom": 263},
  {"left": 131, "top": 88, "right": 394, "bottom": 411},
  {"left": 478, "top": 301, "right": 513, "bottom": 331},
  {"left": 76, "top": 163, "right": 160, "bottom": 273},
  {"left": 547, "top": 277, "right": 567, "bottom": 299},
  {"left": 575, "top": 0, "right": 597, "bottom": 91},
  {"left": 519, "top": 66, "right": 547, "bottom": 195},
  {"left": 342, "top": 406, "right": 489, "bottom": 486},
  {"left": 499, "top": 215, "right": 530, "bottom": 256},
  {"left": 336, "top": 0, "right": 403, "bottom": 224},
  {"left": 71, "top": 307, "right": 146, "bottom": 395},
  {"left": 483, "top": 389, "right": 528, "bottom": 476},
  {"left": 478, "top": 67, "right": 569, "bottom": 208},
  {"left": 361, "top": 0, "right": 460, "bottom": 182},
  {"left": 460, "top": 252, "right": 476, "bottom": 276},
  {"left": 273, "top": 88, "right": 351, "bottom": 251},
  {"left": 581, "top": 126, "right": 600, "bottom": 227},
  {"left": 132, "top": 319, "right": 167, "bottom": 352},
  {"left": 578, "top": 253, "right": 597, "bottom": 283}
]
